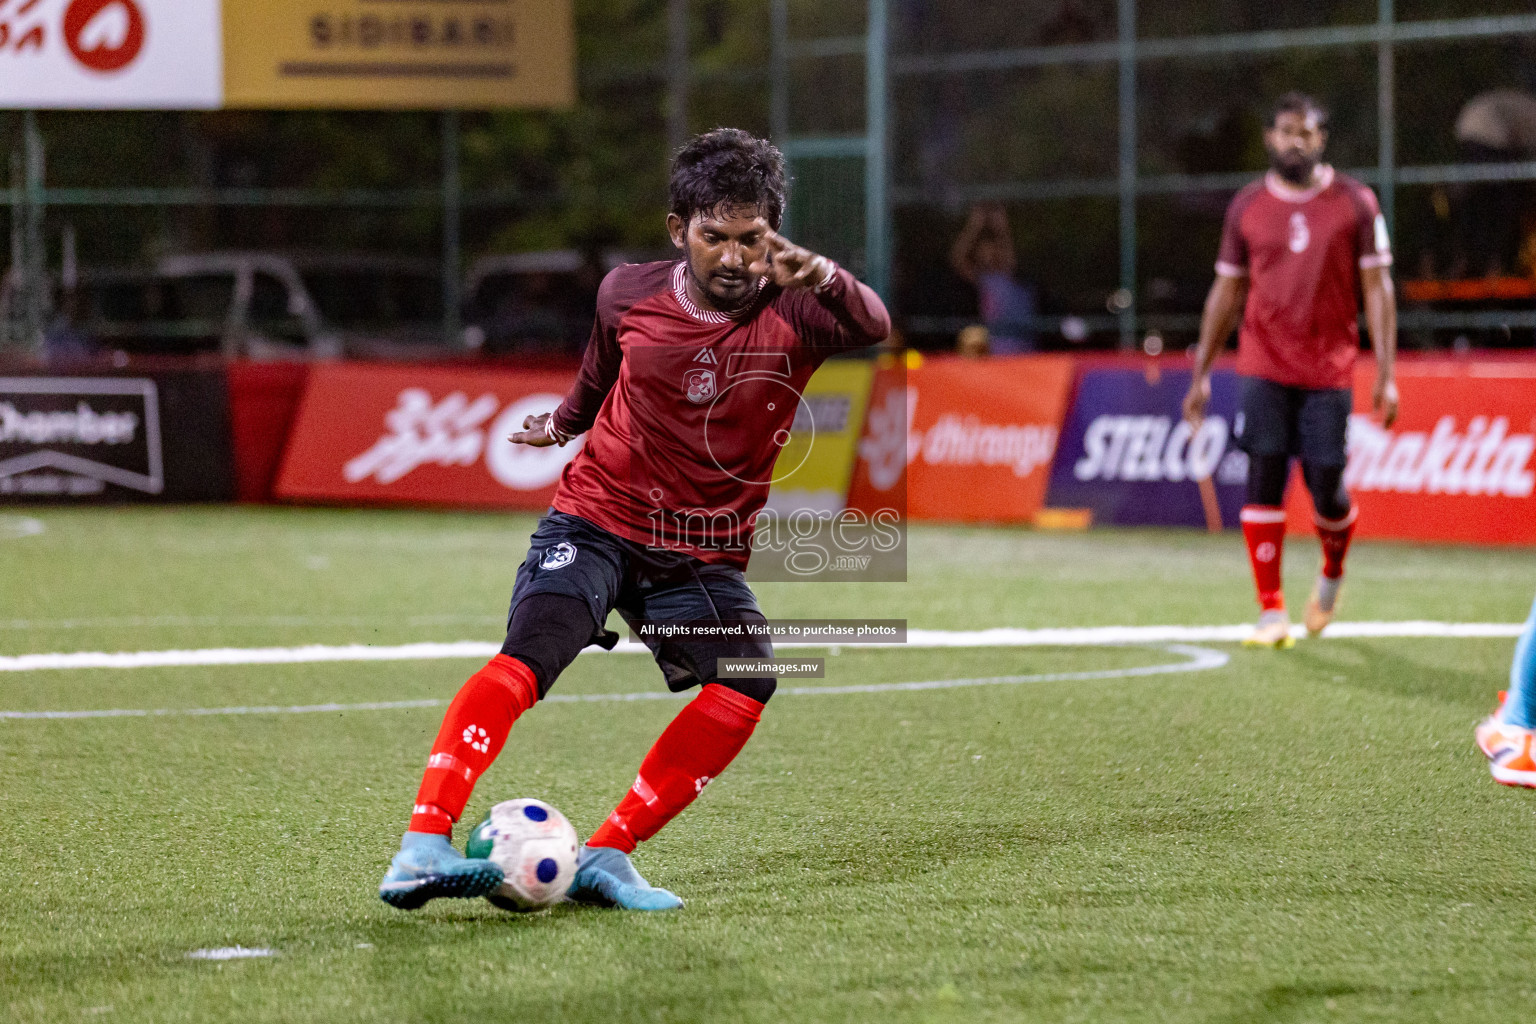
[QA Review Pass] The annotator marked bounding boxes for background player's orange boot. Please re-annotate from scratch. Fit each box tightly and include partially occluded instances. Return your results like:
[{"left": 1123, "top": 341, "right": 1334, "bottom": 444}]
[{"left": 1304, "top": 573, "right": 1342, "bottom": 636}]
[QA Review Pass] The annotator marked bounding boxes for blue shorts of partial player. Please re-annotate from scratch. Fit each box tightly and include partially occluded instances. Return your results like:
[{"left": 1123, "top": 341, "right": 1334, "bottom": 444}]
[
  {"left": 1233, "top": 375, "right": 1352, "bottom": 467},
  {"left": 506, "top": 510, "right": 772, "bottom": 697}
]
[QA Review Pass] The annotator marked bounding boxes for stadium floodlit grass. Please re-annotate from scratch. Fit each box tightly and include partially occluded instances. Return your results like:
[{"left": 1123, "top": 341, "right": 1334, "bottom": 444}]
[{"left": 3, "top": 507, "right": 1536, "bottom": 1023}]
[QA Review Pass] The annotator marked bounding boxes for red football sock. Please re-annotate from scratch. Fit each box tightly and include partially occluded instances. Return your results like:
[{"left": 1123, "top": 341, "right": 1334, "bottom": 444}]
[
  {"left": 1316, "top": 505, "right": 1358, "bottom": 580},
  {"left": 1240, "top": 505, "right": 1288, "bottom": 612},
  {"left": 587, "top": 684, "right": 764, "bottom": 854},
  {"left": 408, "top": 654, "right": 539, "bottom": 835}
]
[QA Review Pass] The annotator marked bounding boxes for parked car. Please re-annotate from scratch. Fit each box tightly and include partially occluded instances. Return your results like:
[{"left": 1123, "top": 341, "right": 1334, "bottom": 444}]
[
  {"left": 461, "top": 249, "right": 672, "bottom": 356},
  {"left": 63, "top": 266, "right": 235, "bottom": 357},
  {"left": 461, "top": 250, "right": 602, "bottom": 356},
  {"left": 54, "top": 251, "right": 459, "bottom": 360},
  {"left": 157, "top": 251, "right": 462, "bottom": 359}
]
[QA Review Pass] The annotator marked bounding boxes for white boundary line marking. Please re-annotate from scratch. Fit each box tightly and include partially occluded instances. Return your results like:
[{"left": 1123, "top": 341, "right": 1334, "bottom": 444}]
[
  {"left": 0, "top": 515, "right": 44, "bottom": 540},
  {"left": 0, "top": 644, "right": 1229, "bottom": 720},
  {"left": 185, "top": 947, "right": 276, "bottom": 960},
  {"left": 0, "top": 613, "right": 504, "bottom": 631},
  {"left": 0, "top": 641, "right": 500, "bottom": 672},
  {"left": 0, "top": 621, "right": 1521, "bottom": 674}
]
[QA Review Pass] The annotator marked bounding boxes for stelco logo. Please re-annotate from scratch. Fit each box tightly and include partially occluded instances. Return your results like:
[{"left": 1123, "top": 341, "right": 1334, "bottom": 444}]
[
  {"left": 2, "top": 0, "right": 145, "bottom": 72},
  {"left": 1073, "top": 414, "right": 1232, "bottom": 483}
]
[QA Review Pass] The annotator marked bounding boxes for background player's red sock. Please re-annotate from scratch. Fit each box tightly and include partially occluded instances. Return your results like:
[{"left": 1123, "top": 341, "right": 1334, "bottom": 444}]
[
  {"left": 409, "top": 654, "right": 539, "bottom": 835},
  {"left": 1316, "top": 505, "right": 1357, "bottom": 580},
  {"left": 587, "top": 683, "right": 763, "bottom": 854},
  {"left": 1240, "top": 505, "right": 1288, "bottom": 611}
]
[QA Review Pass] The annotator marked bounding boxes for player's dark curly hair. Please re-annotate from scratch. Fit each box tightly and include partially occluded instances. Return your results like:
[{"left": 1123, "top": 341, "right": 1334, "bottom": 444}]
[
  {"left": 668, "top": 128, "right": 788, "bottom": 230},
  {"left": 1271, "top": 91, "right": 1328, "bottom": 129}
]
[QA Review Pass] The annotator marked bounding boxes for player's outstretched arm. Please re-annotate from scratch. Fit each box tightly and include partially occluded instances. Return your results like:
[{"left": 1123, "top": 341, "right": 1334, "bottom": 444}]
[
  {"left": 1183, "top": 274, "right": 1248, "bottom": 426},
  {"left": 752, "top": 230, "right": 891, "bottom": 344},
  {"left": 533, "top": 268, "right": 632, "bottom": 447},
  {"left": 1361, "top": 265, "right": 1399, "bottom": 428}
]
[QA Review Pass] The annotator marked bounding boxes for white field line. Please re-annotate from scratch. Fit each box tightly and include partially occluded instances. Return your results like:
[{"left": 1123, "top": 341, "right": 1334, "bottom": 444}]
[
  {"left": 0, "top": 613, "right": 504, "bottom": 631},
  {"left": 185, "top": 947, "right": 276, "bottom": 960},
  {"left": 0, "top": 644, "right": 1228, "bottom": 720},
  {"left": 0, "top": 621, "right": 1521, "bottom": 675},
  {"left": 0, "top": 516, "right": 44, "bottom": 540}
]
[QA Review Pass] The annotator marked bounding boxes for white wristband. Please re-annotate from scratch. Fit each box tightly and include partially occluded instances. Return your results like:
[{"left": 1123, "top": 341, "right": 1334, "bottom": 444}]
[
  {"left": 544, "top": 416, "right": 572, "bottom": 447},
  {"left": 811, "top": 258, "right": 837, "bottom": 294}
]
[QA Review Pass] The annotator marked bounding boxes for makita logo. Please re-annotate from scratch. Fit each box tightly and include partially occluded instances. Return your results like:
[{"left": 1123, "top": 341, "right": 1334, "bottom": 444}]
[
  {"left": 0, "top": 400, "right": 137, "bottom": 445},
  {"left": 1073, "top": 414, "right": 1230, "bottom": 483},
  {"left": 1345, "top": 414, "right": 1534, "bottom": 497}
]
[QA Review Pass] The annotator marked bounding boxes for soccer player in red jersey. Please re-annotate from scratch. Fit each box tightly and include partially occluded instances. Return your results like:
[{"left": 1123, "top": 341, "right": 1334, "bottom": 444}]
[
  {"left": 379, "top": 129, "right": 891, "bottom": 910},
  {"left": 1183, "top": 93, "right": 1399, "bottom": 647}
]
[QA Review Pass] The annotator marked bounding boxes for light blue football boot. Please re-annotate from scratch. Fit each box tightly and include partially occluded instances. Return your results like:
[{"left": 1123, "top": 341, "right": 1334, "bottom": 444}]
[
  {"left": 567, "top": 845, "right": 684, "bottom": 911},
  {"left": 378, "top": 831, "right": 503, "bottom": 910}
]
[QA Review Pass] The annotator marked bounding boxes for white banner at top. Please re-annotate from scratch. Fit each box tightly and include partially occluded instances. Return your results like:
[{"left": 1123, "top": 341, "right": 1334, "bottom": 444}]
[{"left": 0, "top": 0, "right": 222, "bottom": 109}]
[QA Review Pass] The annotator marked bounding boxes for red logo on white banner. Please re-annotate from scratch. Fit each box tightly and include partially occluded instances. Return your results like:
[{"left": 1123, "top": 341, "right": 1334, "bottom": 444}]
[{"left": 64, "top": 0, "right": 144, "bottom": 73}]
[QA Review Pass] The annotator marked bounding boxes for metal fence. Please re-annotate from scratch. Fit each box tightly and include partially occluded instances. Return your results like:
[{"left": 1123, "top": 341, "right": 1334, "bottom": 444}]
[
  {"left": 772, "top": 1, "right": 1536, "bottom": 349},
  {"left": 6, "top": 1, "right": 1536, "bottom": 354}
]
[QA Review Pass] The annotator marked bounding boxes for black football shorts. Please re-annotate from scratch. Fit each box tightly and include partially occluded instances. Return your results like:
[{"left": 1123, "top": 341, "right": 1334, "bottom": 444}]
[
  {"left": 1233, "top": 375, "right": 1352, "bottom": 468},
  {"left": 507, "top": 510, "right": 772, "bottom": 693}
]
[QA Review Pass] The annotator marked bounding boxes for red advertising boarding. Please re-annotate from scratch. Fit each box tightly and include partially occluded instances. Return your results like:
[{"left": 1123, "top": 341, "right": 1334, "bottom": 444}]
[
  {"left": 847, "top": 354, "right": 1075, "bottom": 522},
  {"left": 1284, "top": 359, "right": 1536, "bottom": 545},
  {"left": 276, "top": 363, "right": 580, "bottom": 509}
]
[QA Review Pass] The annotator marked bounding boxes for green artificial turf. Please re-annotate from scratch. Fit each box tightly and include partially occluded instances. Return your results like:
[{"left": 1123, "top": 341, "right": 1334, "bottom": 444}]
[{"left": 2, "top": 507, "right": 1535, "bottom": 1023}]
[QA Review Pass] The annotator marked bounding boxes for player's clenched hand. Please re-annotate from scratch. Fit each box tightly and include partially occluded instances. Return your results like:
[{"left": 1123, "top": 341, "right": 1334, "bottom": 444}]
[
  {"left": 509, "top": 412, "right": 560, "bottom": 447},
  {"left": 750, "top": 231, "right": 834, "bottom": 290},
  {"left": 1182, "top": 375, "right": 1211, "bottom": 427},
  {"left": 1373, "top": 376, "right": 1399, "bottom": 428}
]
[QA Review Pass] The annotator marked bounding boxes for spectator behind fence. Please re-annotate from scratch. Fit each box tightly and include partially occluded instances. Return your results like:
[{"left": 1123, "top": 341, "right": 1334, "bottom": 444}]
[
  {"left": 1452, "top": 89, "right": 1536, "bottom": 278},
  {"left": 949, "top": 203, "right": 1037, "bottom": 354}
]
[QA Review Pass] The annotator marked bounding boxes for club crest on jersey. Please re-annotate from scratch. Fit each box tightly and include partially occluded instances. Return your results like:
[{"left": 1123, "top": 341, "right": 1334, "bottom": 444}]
[
  {"left": 683, "top": 368, "right": 716, "bottom": 404},
  {"left": 540, "top": 542, "right": 577, "bottom": 570},
  {"left": 1288, "top": 211, "right": 1310, "bottom": 253}
]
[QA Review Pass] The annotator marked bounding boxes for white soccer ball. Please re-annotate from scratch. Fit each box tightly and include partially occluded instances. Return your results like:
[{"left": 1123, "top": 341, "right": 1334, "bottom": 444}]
[{"left": 464, "top": 798, "right": 580, "bottom": 912}]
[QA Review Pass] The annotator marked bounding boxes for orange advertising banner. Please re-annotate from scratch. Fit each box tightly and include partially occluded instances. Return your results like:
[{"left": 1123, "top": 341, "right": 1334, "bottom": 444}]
[
  {"left": 848, "top": 355, "right": 1076, "bottom": 522},
  {"left": 1284, "top": 360, "right": 1536, "bottom": 545},
  {"left": 276, "top": 363, "right": 579, "bottom": 509}
]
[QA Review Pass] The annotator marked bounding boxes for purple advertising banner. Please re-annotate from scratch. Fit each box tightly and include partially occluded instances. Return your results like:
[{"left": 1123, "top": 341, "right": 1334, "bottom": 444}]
[{"left": 1045, "top": 367, "right": 1249, "bottom": 528}]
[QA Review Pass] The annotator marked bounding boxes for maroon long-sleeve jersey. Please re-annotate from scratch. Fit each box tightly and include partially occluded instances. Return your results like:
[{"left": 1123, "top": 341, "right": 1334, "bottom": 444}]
[{"left": 547, "top": 259, "right": 891, "bottom": 568}]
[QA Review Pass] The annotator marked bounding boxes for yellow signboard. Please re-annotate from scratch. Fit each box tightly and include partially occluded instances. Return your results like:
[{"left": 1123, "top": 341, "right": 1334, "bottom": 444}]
[
  {"left": 223, "top": 0, "right": 574, "bottom": 109},
  {"left": 766, "top": 359, "right": 876, "bottom": 513}
]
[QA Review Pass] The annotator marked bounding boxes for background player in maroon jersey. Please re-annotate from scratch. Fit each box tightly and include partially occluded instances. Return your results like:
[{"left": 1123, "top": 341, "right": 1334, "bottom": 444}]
[
  {"left": 1183, "top": 93, "right": 1399, "bottom": 647},
  {"left": 379, "top": 129, "right": 891, "bottom": 911}
]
